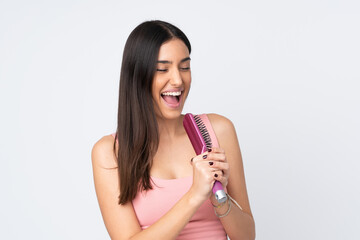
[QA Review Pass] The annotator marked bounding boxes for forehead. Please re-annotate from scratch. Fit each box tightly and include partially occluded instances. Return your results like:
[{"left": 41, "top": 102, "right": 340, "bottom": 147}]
[{"left": 157, "top": 39, "right": 190, "bottom": 61}]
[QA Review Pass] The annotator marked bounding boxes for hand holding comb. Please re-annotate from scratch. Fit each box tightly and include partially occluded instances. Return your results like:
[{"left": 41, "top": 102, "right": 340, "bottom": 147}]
[{"left": 183, "top": 113, "right": 227, "bottom": 203}]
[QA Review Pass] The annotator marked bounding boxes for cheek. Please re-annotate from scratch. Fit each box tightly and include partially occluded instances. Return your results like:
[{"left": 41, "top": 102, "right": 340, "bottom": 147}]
[
  {"left": 185, "top": 75, "right": 192, "bottom": 88},
  {"left": 182, "top": 71, "right": 191, "bottom": 84},
  {"left": 151, "top": 78, "right": 161, "bottom": 99},
  {"left": 151, "top": 84, "right": 157, "bottom": 99},
  {"left": 184, "top": 78, "right": 191, "bottom": 99},
  {"left": 151, "top": 79, "right": 165, "bottom": 107}
]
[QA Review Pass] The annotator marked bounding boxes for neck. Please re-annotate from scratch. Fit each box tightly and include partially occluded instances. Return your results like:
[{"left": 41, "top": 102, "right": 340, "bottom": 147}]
[{"left": 156, "top": 114, "right": 185, "bottom": 140}]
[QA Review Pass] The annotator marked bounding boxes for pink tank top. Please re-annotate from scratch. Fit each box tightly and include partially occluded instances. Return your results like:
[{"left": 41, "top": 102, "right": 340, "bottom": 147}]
[{"left": 111, "top": 114, "right": 227, "bottom": 239}]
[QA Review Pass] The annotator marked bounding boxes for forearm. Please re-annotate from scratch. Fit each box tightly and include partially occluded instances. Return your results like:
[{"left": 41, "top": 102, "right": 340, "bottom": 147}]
[
  {"left": 129, "top": 190, "right": 203, "bottom": 240},
  {"left": 214, "top": 196, "right": 256, "bottom": 240}
]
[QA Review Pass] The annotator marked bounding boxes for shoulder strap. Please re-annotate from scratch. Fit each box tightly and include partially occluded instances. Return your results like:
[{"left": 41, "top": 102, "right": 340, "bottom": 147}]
[
  {"left": 198, "top": 114, "right": 219, "bottom": 148},
  {"left": 111, "top": 132, "right": 118, "bottom": 143}
]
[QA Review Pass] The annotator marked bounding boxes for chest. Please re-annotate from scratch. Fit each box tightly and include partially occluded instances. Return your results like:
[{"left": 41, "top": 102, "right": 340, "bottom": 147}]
[{"left": 150, "top": 133, "right": 195, "bottom": 179}]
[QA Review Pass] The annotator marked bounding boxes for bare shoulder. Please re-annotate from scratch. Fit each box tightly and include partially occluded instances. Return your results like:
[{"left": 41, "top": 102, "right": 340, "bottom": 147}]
[
  {"left": 91, "top": 134, "right": 118, "bottom": 169},
  {"left": 206, "top": 113, "right": 237, "bottom": 141},
  {"left": 206, "top": 112, "right": 232, "bottom": 123},
  {"left": 206, "top": 113, "right": 239, "bottom": 157}
]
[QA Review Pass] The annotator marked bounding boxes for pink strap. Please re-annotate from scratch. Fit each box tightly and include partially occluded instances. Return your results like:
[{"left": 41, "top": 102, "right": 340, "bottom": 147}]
[
  {"left": 111, "top": 132, "right": 118, "bottom": 142},
  {"left": 198, "top": 114, "right": 219, "bottom": 148}
]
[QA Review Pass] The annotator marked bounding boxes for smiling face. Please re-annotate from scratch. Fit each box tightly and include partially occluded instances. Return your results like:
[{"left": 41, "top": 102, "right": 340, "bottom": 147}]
[{"left": 152, "top": 38, "right": 191, "bottom": 120}]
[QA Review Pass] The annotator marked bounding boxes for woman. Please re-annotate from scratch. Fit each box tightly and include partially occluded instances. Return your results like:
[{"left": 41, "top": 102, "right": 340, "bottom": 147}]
[{"left": 92, "top": 20, "right": 255, "bottom": 240}]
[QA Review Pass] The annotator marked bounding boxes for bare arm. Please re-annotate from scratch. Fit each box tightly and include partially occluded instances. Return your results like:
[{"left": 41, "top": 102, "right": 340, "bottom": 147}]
[
  {"left": 208, "top": 114, "right": 256, "bottom": 240},
  {"left": 91, "top": 135, "right": 215, "bottom": 240}
]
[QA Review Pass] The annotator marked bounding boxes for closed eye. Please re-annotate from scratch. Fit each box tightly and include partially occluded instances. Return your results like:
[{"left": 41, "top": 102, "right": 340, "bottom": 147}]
[{"left": 156, "top": 67, "right": 190, "bottom": 72}]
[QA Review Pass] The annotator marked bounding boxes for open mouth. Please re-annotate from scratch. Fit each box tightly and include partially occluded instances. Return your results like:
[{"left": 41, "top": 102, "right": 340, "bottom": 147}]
[{"left": 161, "top": 91, "right": 182, "bottom": 107}]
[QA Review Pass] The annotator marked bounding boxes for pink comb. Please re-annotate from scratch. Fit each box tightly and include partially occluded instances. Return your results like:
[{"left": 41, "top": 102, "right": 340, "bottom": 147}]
[{"left": 183, "top": 113, "right": 227, "bottom": 203}]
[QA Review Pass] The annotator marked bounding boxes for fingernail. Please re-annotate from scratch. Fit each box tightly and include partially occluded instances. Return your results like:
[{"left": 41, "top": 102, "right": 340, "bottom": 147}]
[
  {"left": 202, "top": 155, "right": 207, "bottom": 159},
  {"left": 214, "top": 173, "right": 218, "bottom": 178},
  {"left": 190, "top": 157, "right": 194, "bottom": 162},
  {"left": 209, "top": 161, "right": 214, "bottom": 166},
  {"left": 208, "top": 148, "right": 212, "bottom": 152}
]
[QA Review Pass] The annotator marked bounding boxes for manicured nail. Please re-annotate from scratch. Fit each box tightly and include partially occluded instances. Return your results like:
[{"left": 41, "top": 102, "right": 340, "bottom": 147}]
[
  {"left": 209, "top": 161, "right": 214, "bottom": 166},
  {"left": 214, "top": 173, "right": 218, "bottom": 178},
  {"left": 202, "top": 155, "right": 207, "bottom": 159},
  {"left": 208, "top": 148, "right": 212, "bottom": 152}
]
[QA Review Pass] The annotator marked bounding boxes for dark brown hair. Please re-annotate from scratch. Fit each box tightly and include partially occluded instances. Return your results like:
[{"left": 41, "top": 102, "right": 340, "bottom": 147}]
[{"left": 113, "top": 20, "right": 191, "bottom": 204}]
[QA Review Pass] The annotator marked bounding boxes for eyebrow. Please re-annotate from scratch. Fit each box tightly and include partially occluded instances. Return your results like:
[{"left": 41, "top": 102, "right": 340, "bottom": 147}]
[{"left": 157, "top": 57, "right": 191, "bottom": 64}]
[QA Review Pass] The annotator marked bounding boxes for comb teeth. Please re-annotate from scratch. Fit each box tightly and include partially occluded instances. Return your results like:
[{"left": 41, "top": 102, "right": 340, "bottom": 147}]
[{"left": 193, "top": 115, "right": 213, "bottom": 150}]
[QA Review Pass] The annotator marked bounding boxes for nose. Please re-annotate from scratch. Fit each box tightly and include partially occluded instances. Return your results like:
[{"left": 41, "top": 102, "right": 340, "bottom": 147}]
[{"left": 169, "top": 68, "right": 183, "bottom": 86}]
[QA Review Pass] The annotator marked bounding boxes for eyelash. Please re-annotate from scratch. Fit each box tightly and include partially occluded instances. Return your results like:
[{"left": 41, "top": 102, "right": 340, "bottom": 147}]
[{"left": 156, "top": 67, "right": 190, "bottom": 72}]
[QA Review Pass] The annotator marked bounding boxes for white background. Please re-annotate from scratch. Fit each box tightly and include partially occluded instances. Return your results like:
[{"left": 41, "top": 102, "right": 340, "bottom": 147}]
[{"left": 1, "top": 0, "right": 359, "bottom": 239}]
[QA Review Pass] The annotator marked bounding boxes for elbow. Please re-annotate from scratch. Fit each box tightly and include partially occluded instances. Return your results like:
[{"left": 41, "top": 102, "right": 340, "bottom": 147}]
[
  {"left": 230, "top": 216, "right": 256, "bottom": 240},
  {"left": 249, "top": 216, "right": 256, "bottom": 240},
  {"left": 248, "top": 216, "right": 256, "bottom": 240}
]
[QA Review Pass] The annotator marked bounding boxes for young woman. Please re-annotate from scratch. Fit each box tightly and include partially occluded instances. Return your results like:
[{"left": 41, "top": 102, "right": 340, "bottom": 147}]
[{"left": 92, "top": 20, "right": 256, "bottom": 240}]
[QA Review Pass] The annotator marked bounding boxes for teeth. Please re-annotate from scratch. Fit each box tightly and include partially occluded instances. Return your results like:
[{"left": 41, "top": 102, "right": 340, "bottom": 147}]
[{"left": 161, "top": 91, "right": 181, "bottom": 96}]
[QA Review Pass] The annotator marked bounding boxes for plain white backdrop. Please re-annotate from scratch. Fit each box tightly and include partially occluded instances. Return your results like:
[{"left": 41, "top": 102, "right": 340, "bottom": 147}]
[{"left": 1, "top": 0, "right": 359, "bottom": 239}]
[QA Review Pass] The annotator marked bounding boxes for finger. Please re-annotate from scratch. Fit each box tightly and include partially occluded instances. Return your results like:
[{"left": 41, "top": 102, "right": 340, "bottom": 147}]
[
  {"left": 206, "top": 152, "right": 226, "bottom": 162},
  {"left": 209, "top": 161, "right": 230, "bottom": 180},
  {"left": 213, "top": 170, "right": 228, "bottom": 187},
  {"left": 222, "top": 168, "right": 230, "bottom": 178},
  {"left": 194, "top": 161, "right": 219, "bottom": 182},
  {"left": 191, "top": 152, "right": 210, "bottom": 165},
  {"left": 208, "top": 147, "right": 225, "bottom": 154},
  {"left": 208, "top": 161, "right": 229, "bottom": 172},
  {"left": 213, "top": 170, "right": 225, "bottom": 181}
]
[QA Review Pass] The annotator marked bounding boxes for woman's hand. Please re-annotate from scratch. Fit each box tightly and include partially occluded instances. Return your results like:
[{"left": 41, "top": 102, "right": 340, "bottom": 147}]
[
  {"left": 208, "top": 147, "right": 230, "bottom": 190},
  {"left": 189, "top": 147, "right": 230, "bottom": 203}
]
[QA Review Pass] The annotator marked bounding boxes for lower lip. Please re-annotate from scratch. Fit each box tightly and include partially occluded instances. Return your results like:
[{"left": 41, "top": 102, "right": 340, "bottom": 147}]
[{"left": 161, "top": 93, "right": 182, "bottom": 109}]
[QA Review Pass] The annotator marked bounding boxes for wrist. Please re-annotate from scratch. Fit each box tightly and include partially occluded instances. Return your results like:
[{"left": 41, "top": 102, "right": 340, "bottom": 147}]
[
  {"left": 214, "top": 197, "right": 231, "bottom": 218},
  {"left": 214, "top": 197, "right": 229, "bottom": 213},
  {"left": 211, "top": 197, "right": 226, "bottom": 209},
  {"left": 213, "top": 193, "right": 243, "bottom": 218}
]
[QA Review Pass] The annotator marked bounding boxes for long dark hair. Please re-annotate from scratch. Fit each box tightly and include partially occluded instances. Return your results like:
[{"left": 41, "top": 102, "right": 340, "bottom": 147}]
[{"left": 113, "top": 20, "right": 191, "bottom": 204}]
